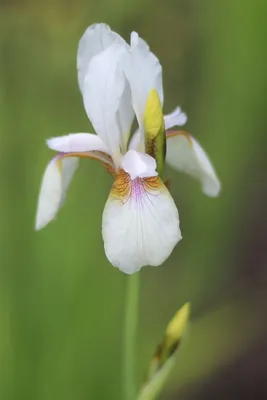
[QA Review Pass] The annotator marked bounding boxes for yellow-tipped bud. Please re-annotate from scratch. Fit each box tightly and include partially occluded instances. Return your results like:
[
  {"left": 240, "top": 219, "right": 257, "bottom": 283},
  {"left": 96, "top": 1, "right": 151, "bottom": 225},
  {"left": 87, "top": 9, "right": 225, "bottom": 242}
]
[
  {"left": 138, "top": 303, "right": 191, "bottom": 400},
  {"left": 144, "top": 89, "right": 164, "bottom": 139},
  {"left": 143, "top": 89, "right": 166, "bottom": 177}
]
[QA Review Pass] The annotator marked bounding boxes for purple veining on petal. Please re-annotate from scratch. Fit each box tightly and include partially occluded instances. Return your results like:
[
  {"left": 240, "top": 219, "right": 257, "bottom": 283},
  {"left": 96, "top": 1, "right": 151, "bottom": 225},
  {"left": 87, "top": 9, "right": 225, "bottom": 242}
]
[{"left": 128, "top": 177, "right": 161, "bottom": 212}]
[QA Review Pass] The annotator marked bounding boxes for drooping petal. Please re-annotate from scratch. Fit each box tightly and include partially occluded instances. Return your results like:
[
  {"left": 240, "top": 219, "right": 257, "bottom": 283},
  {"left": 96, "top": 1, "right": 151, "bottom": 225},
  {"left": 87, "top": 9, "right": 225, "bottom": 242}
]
[
  {"left": 82, "top": 44, "right": 134, "bottom": 167},
  {"left": 77, "top": 23, "right": 128, "bottom": 93},
  {"left": 35, "top": 150, "right": 115, "bottom": 231},
  {"left": 166, "top": 131, "right": 221, "bottom": 197},
  {"left": 123, "top": 32, "right": 163, "bottom": 138},
  {"left": 47, "top": 133, "right": 110, "bottom": 154},
  {"left": 35, "top": 155, "right": 79, "bottom": 230},
  {"left": 102, "top": 151, "right": 181, "bottom": 274},
  {"left": 164, "top": 106, "right": 187, "bottom": 130}
]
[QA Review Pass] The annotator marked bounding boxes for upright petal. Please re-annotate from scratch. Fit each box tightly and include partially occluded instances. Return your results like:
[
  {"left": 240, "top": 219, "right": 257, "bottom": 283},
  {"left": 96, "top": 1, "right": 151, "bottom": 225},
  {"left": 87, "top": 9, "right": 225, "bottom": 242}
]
[
  {"left": 116, "top": 79, "right": 135, "bottom": 153},
  {"left": 123, "top": 32, "right": 163, "bottom": 137},
  {"left": 102, "top": 151, "right": 181, "bottom": 274},
  {"left": 82, "top": 44, "right": 134, "bottom": 168},
  {"left": 128, "top": 129, "right": 144, "bottom": 152},
  {"left": 166, "top": 131, "right": 221, "bottom": 197},
  {"left": 77, "top": 23, "right": 128, "bottom": 93}
]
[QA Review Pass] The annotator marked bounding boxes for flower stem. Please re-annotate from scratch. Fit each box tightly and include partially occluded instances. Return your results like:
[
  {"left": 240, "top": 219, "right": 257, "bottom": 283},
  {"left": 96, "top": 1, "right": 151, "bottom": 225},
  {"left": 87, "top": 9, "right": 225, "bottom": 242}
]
[{"left": 123, "top": 272, "right": 140, "bottom": 400}]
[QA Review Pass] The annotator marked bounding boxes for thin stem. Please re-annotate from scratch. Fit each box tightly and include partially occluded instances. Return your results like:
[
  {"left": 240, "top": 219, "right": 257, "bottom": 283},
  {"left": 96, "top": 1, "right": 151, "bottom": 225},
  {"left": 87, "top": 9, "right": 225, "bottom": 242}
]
[{"left": 123, "top": 272, "right": 140, "bottom": 400}]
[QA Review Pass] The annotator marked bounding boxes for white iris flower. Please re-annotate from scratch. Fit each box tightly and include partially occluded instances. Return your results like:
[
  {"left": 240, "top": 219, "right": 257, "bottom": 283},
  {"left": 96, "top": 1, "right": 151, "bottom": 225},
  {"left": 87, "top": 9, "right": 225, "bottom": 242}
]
[{"left": 35, "top": 24, "right": 220, "bottom": 274}]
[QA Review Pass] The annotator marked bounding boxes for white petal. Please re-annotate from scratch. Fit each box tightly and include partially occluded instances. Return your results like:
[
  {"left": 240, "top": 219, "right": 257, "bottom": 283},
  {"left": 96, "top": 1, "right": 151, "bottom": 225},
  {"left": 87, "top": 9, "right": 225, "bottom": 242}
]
[
  {"left": 164, "top": 106, "right": 187, "bottom": 129},
  {"left": 117, "top": 79, "right": 135, "bottom": 153},
  {"left": 47, "top": 133, "right": 110, "bottom": 154},
  {"left": 120, "top": 150, "right": 157, "bottom": 180},
  {"left": 77, "top": 23, "right": 128, "bottom": 93},
  {"left": 130, "top": 31, "right": 139, "bottom": 46},
  {"left": 83, "top": 44, "right": 133, "bottom": 167},
  {"left": 123, "top": 32, "right": 163, "bottom": 132},
  {"left": 166, "top": 132, "right": 221, "bottom": 197},
  {"left": 35, "top": 155, "right": 79, "bottom": 230},
  {"left": 102, "top": 171, "right": 181, "bottom": 274},
  {"left": 128, "top": 129, "right": 142, "bottom": 151}
]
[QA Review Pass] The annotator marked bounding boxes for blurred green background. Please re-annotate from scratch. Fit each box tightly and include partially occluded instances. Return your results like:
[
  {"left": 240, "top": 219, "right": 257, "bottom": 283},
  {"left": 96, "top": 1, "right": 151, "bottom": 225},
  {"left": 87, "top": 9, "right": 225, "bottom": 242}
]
[{"left": 1, "top": 1, "right": 267, "bottom": 399}]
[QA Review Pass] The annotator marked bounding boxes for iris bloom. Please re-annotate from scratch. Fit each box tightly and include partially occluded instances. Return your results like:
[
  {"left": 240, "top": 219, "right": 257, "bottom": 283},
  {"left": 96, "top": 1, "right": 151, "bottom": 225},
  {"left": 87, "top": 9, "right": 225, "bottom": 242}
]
[{"left": 35, "top": 24, "right": 220, "bottom": 274}]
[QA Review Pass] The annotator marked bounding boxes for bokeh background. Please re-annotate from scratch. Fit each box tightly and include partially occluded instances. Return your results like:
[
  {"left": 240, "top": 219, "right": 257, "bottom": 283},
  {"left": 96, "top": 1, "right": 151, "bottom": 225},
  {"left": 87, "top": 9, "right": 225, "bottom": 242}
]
[{"left": 1, "top": 1, "right": 267, "bottom": 399}]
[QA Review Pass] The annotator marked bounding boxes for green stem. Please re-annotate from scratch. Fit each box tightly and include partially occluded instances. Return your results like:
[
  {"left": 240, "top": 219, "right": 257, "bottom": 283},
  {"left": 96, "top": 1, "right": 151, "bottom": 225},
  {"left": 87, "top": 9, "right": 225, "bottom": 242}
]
[{"left": 123, "top": 272, "right": 140, "bottom": 400}]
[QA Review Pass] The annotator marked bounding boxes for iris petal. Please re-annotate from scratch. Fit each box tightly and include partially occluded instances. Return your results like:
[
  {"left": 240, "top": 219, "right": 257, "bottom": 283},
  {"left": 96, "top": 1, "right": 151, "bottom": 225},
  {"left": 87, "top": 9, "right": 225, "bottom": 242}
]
[
  {"left": 166, "top": 131, "right": 221, "bottom": 197},
  {"left": 102, "top": 152, "right": 181, "bottom": 273}
]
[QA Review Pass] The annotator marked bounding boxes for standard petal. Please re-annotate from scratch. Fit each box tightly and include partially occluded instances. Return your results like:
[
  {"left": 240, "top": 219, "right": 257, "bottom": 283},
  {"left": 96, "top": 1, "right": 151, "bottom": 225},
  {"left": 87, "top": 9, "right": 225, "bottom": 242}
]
[
  {"left": 102, "top": 167, "right": 181, "bottom": 274},
  {"left": 77, "top": 23, "right": 128, "bottom": 93},
  {"left": 166, "top": 131, "right": 221, "bottom": 197},
  {"left": 82, "top": 44, "right": 134, "bottom": 167},
  {"left": 164, "top": 106, "right": 187, "bottom": 130},
  {"left": 123, "top": 32, "right": 163, "bottom": 134},
  {"left": 128, "top": 129, "right": 144, "bottom": 152},
  {"left": 117, "top": 78, "right": 135, "bottom": 153},
  {"left": 47, "top": 133, "right": 110, "bottom": 154},
  {"left": 35, "top": 155, "right": 79, "bottom": 230}
]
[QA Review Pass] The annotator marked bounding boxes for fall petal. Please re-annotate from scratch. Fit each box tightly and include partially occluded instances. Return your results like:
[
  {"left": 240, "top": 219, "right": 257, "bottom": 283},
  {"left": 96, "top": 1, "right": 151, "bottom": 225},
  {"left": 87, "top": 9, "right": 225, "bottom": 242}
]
[
  {"left": 35, "top": 149, "right": 115, "bottom": 231},
  {"left": 166, "top": 131, "right": 221, "bottom": 197},
  {"left": 35, "top": 155, "right": 79, "bottom": 230},
  {"left": 102, "top": 156, "right": 181, "bottom": 273}
]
